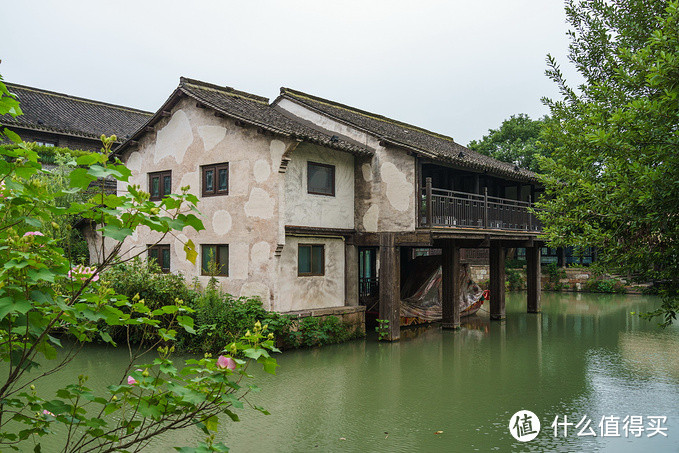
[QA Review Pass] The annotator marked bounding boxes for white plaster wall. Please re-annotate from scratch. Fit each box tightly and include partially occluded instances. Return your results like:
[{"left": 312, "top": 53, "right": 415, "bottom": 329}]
[
  {"left": 276, "top": 236, "right": 346, "bottom": 312},
  {"left": 284, "top": 143, "right": 354, "bottom": 229},
  {"left": 277, "top": 98, "right": 417, "bottom": 232},
  {"left": 119, "top": 96, "right": 291, "bottom": 309},
  {"left": 356, "top": 146, "right": 416, "bottom": 232}
]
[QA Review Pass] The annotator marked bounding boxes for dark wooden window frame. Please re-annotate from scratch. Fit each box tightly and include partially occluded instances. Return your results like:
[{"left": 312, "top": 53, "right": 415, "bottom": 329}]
[
  {"left": 147, "top": 244, "right": 171, "bottom": 273},
  {"left": 307, "top": 161, "right": 335, "bottom": 197},
  {"left": 201, "top": 163, "right": 229, "bottom": 197},
  {"left": 201, "top": 244, "right": 229, "bottom": 276},
  {"left": 298, "top": 243, "right": 325, "bottom": 276},
  {"left": 149, "top": 170, "right": 172, "bottom": 201}
]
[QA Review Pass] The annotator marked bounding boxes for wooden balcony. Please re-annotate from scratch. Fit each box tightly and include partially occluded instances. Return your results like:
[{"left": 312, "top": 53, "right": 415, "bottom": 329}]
[{"left": 421, "top": 178, "right": 542, "bottom": 232}]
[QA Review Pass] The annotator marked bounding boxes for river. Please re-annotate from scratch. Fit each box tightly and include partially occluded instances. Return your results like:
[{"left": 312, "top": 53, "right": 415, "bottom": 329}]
[{"left": 22, "top": 292, "right": 679, "bottom": 452}]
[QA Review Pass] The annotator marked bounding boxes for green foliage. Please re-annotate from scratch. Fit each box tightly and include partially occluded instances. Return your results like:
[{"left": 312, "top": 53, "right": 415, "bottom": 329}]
[
  {"left": 583, "top": 277, "right": 627, "bottom": 294},
  {"left": 0, "top": 78, "right": 277, "bottom": 451},
  {"left": 538, "top": 0, "right": 679, "bottom": 325},
  {"left": 0, "top": 143, "right": 92, "bottom": 164},
  {"left": 283, "top": 315, "right": 360, "bottom": 348},
  {"left": 468, "top": 114, "right": 551, "bottom": 172},
  {"left": 505, "top": 268, "right": 525, "bottom": 291},
  {"left": 375, "top": 319, "right": 390, "bottom": 341},
  {"left": 543, "top": 263, "right": 567, "bottom": 291}
]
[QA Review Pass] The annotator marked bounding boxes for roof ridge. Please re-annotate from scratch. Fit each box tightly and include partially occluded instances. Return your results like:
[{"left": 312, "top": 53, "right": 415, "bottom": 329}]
[
  {"left": 280, "top": 87, "right": 458, "bottom": 143},
  {"left": 4, "top": 82, "right": 153, "bottom": 116},
  {"left": 180, "top": 77, "right": 269, "bottom": 104}
]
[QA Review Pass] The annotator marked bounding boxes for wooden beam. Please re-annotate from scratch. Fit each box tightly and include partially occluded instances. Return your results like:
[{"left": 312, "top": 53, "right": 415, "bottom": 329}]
[
  {"left": 379, "top": 233, "right": 400, "bottom": 341},
  {"left": 214, "top": 111, "right": 226, "bottom": 119},
  {"left": 441, "top": 242, "right": 461, "bottom": 329},
  {"left": 196, "top": 102, "right": 206, "bottom": 109},
  {"left": 161, "top": 110, "right": 171, "bottom": 117},
  {"left": 527, "top": 246, "right": 541, "bottom": 313},
  {"left": 145, "top": 126, "right": 155, "bottom": 132},
  {"left": 490, "top": 244, "right": 506, "bottom": 320}
]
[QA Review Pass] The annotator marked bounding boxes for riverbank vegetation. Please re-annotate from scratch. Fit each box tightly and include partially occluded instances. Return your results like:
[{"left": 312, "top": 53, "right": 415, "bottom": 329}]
[{"left": 104, "top": 259, "right": 363, "bottom": 351}]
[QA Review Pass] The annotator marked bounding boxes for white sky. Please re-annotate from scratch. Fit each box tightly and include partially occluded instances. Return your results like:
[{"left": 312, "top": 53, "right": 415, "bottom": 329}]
[{"left": 1, "top": 0, "right": 579, "bottom": 145}]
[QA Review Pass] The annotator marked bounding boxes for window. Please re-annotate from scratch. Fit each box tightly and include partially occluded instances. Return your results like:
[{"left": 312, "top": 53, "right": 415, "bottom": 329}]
[
  {"left": 35, "top": 140, "right": 56, "bottom": 147},
  {"left": 149, "top": 170, "right": 172, "bottom": 201},
  {"left": 202, "top": 163, "right": 229, "bottom": 197},
  {"left": 307, "top": 162, "right": 335, "bottom": 196},
  {"left": 298, "top": 244, "right": 324, "bottom": 276},
  {"left": 148, "top": 244, "right": 171, "bottom": 273},
  {"left": 201, "top": 244, "right": 229, "bottom": 276}
]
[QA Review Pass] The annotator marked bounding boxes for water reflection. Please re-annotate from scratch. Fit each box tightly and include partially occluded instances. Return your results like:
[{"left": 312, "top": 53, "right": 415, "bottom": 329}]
[{"left": 9, "top": 293, "right": 679, "bottom": 452}]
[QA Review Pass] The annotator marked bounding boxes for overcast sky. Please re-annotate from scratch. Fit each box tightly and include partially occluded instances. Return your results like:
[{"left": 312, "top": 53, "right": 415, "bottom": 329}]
[{"left": 1, "top": 0, "right": 579, "bottom": 146}]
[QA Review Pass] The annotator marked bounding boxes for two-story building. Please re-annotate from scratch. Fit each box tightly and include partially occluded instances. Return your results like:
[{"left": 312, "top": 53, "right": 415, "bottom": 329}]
[{"left": 116, "top": 77, "right": 545, "bottom": 340}]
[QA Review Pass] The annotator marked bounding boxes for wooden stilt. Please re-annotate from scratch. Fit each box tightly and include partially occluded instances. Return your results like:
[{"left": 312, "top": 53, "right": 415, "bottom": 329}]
[
  {"left": 379, "top": 233, "right": 400, "bottom": 341},
  {"left": 490, "top": 244, "right": 506, "bottom": 320},
  {"left": 442, "top": 242, "right": 460, "bottom": 329},
  {"left": 527, "top": 246, "right": 541, "bottom": 313}
]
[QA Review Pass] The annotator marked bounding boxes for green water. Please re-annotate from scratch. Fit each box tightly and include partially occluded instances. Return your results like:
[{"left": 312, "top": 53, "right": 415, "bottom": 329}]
[{"left": 23, "top": 293, "right": 679, "bottom": 452}]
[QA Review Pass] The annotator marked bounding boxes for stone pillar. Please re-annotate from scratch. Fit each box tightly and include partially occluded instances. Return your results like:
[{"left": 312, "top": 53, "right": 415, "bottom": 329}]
[
  {"left": 442, "top": 242, "right": 461, "bottom": 329},
  {"left": 345, "top": 242, "right": 358, "bottom": 306},
  {"left": 490, "top": 244, "right": 506, "bottom": 320},
  {"left": 379, "top": 233, "right": 400, "bottom": 341},
  {"left": 527, "top": 245, "right": 541, "bottom": 313}
]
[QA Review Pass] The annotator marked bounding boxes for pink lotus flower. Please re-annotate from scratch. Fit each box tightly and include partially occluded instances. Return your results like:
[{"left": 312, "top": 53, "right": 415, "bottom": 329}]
[
  {"left": 23, "top": 231, "right": 44, "bottom": 237},
  {"left": 42, "top": 409, "right": 55, "bottom": 417},
  {"left": 216, "top": 355, "right": 236, "bottom": 370},
  {"left": 68, "top": 265, "right": 100, "bottom": 282}
]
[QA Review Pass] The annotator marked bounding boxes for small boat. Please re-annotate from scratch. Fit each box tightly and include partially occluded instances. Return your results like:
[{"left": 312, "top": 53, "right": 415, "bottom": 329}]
[{"left": 400, "top": 261, "right": 489, "bottom": 327}]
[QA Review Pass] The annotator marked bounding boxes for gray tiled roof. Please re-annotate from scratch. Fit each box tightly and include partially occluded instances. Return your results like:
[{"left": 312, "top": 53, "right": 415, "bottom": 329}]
[
  {"left": 278, "top": 88, "right": 538, "bottom": 182},
  {"left": 118, "top": 78, "right": 371, "bottom": 156},
  {"left": 1, "top": 82, "right": 152, "bottom": 142}
]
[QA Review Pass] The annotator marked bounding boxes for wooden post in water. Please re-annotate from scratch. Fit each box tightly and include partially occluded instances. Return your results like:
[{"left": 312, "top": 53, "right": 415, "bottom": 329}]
[
  {"left": 490, "top": 244, "right": 506, "bottom": 320},
  {"left": 442, "top": 242, "right": 461, "bottom": 329},
  {"left": 379, "top": 233, "right": 400, "bottom": 341},
  {"left": 527, "top": 246, "right": 541, "bottom": 313}
]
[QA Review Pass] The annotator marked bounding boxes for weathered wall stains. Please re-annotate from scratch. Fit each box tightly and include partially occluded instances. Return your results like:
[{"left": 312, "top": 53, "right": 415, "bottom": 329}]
[
  {"left": 380, "top": 161, "right": 411, "bottom": 212},
  {"left": 119, "top": 96, "right": 286, "bottom": 301},
  {"left": 127, "top": 151, "right": 142, "bottom": 173},
  {"left": 179, "top": 171, "right": 198, "bottom": 192},
  {"left": 251, "top": 241, "right": 270, "bottom": 268},
  {"left": 361, "top": 162, "right": 372, "bottom": 182},
  {"left": 240, "top": 282, "right": 271, "bottom": 310},
  {"left": 363, "top": 204, "right": 379, "bottom": 232},
  {"left": 198, "top": 125, "right": 226, "bottom": 152},
  {"left": 269, "top": 139, "right": 286, "bottom": 172},
  {"left": 245, "top": 188, "right": 275, "bottom": 219},
  {"left": 154, "top": 110, "right": 193, "bottom": 165},
  {"left": 212, "top": 210, "right": 233, "bottom": 235},
  {"left": 276, "top": 236, "right": 345, "bottom": 312},
  {"left": 284, "top": 143, "right": 354, "bottom": 229},
  {"left": 253, "top": 159, "right": 271, "bottom": 183}
]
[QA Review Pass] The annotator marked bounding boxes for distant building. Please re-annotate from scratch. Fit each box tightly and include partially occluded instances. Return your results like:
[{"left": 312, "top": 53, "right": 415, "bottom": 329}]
[{"left": 1, "top": 82, "right": 152, "bottom": 151}]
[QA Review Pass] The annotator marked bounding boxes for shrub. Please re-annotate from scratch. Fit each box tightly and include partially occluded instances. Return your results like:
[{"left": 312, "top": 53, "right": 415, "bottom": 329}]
[
  {"left": 583, "top": 277, "right": 627, "bottom": 294},
  {"left": 506, "top": 268, "right": 525, "bottom": 291}
]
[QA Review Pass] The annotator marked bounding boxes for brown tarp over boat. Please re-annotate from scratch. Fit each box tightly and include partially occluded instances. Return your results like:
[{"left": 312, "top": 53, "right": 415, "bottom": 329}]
[{"left": 400, "top": 256, "right": 486, "bottom": 325}]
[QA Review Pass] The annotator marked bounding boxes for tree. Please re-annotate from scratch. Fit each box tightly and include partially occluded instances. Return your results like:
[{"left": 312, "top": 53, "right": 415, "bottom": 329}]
[
  {"left": 0, "top": 75, "right": 278, "bottom": 451},
  {"left": 467, "top": 114, "right": 550, "bottom": 172},
  {"left": 538, "top": 0, "right": 679, "bottom": 325}
]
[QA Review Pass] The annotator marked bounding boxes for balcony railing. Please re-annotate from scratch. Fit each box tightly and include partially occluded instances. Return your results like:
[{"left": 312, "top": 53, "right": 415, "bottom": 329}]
[{"left": 421, "top": 178, "right": 542, "bottom": 232}]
